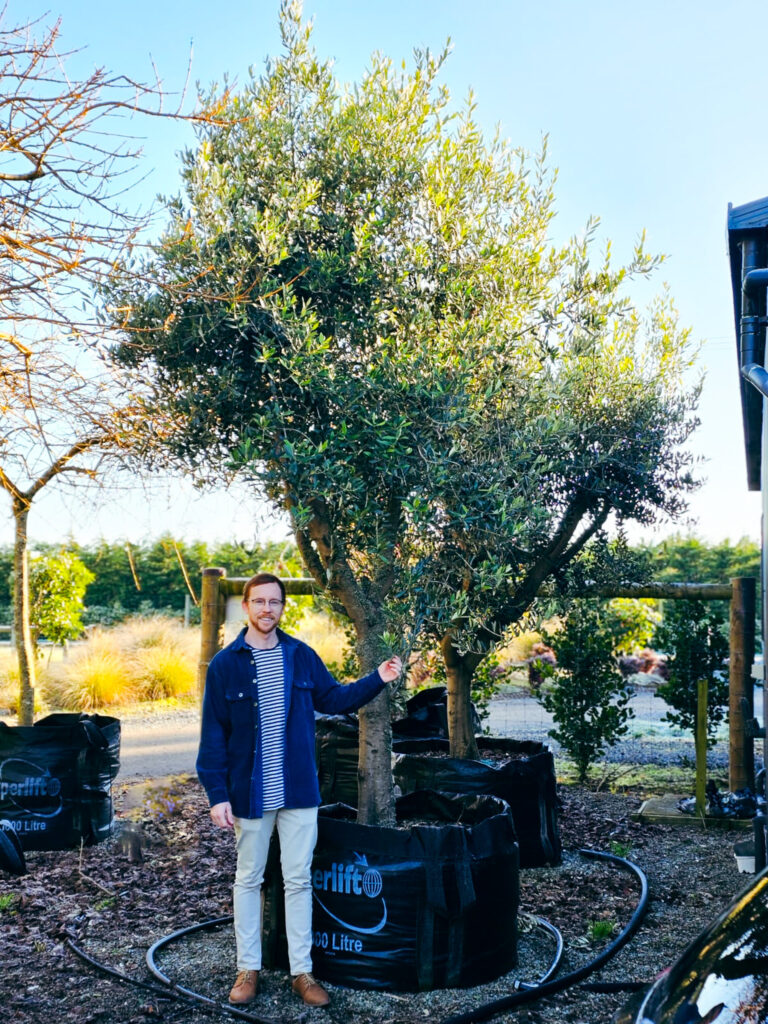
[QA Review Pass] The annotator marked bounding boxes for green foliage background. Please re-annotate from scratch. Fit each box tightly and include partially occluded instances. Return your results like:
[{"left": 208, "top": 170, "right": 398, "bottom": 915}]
[
  {"left": 654, "top": 598, "right": 731, "bottom": 746},
  {"left": 0, "top": 536, "right": 304, "bottom": 624}
]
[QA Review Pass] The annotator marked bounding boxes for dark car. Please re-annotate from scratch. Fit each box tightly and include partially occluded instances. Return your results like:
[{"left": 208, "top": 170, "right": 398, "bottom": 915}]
[{"left": 615, "top": 869, "right": 768, "bottom": 1023}]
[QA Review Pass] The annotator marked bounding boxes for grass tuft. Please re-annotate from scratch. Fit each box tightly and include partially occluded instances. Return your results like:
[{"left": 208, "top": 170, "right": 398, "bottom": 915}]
[
  {"left": 42, "top": 616, "right": 198, "bottom": 711},
  {"left": 133, "top": 645, "right": 196, "bottom": 700},
  {"left": 55, "top": 649, "right": 135, "bottom": 711},
  {"left": 0, "top": 893, "right": 19, "bottom": 913},
  {"left": 587, "top": 919, "right": 617, "bottom": 942}
]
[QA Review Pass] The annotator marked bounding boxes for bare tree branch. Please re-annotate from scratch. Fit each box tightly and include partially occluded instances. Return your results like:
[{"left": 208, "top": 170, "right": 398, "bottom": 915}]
[{"left": 0, "top": 9, "right": 215, "bottom": 725}]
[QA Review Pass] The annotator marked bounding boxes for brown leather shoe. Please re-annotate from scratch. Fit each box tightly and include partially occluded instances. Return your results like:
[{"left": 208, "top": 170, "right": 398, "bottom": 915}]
[
  {"left": 229, "top": 969, "right": 259, "bottom": 1004},
  {"left": 291, "top": 972, "right": 330, "bottom": 1007}
]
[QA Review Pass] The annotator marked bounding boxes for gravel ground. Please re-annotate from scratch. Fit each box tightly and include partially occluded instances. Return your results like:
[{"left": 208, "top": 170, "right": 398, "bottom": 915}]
[
  {"left": 485, "top": 683, "right": 747, "bottom": 771},
  {"left": 0, "top": 777, "right": 754, "bottom": 1024},
  {"left": 0, "top": 687, "right": 759, "bottom": 1022}
]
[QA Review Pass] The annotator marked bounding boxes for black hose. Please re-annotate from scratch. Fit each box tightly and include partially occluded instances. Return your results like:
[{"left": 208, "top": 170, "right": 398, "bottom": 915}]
[
  {"left": 438, "top": 848, "right": 649, "bottom": 1024},
  {"left": 70, "top": 847, "right": 647, "bottom": 1024},
  {"left": 515, "top": 916, "right": 564, "bottom": 990},
  {"left": 67, "top": 938, "right": 198, "bottom": 1004},
  {"left": 145, "top": 915, "right": 284, "bottom": 1024},
  {"left": 67, "top": 928, "right": 282, "bottom": 1024}
]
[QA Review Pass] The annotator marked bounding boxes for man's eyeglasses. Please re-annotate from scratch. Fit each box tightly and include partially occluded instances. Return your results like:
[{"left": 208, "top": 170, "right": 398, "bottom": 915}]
[{"left": 248, "top": 599, "right": 284, "bottom": 610}]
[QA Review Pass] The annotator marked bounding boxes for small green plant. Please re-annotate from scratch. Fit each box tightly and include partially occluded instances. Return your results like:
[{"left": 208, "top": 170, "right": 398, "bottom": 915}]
[
  {"left": 587, "top": 919, "right": 617, "bottom": 942},
  {"left": 93, "top": 896, "right": 116, "bottom": 911},
  {"left": 29, "top": 551, "right": 94, "bottom": 650},
  {"left": 538, "top": 601, "right": 633, "bottom": 783},
  {"left": 609, "top": 840, "right": 632, "bottom": 858},
  {"left": 0, "top": 892, "right": 19, "bottom": 913}
]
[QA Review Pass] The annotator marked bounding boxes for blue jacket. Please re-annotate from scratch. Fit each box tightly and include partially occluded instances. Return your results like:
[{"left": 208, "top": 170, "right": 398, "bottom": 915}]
[{"left": 196, "top": 627, "right": 387, "bottom": 818}]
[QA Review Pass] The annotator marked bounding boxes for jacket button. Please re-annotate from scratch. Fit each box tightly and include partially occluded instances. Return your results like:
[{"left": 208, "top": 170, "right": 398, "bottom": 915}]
[
  {"left": 238, "top": 692, "right": 243, "bottom": 697},
  {"left": 253, "top": 702, "right": 258, "bottom": 708}
]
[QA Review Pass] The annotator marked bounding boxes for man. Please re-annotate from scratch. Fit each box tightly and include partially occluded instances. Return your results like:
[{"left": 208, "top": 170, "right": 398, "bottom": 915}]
[{"left": 196, "top": 571, "right": 402, "bottom": 1009}]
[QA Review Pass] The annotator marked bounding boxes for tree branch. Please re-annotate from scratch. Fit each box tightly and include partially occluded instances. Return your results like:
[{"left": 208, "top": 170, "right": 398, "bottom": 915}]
[
  {"left": 24, "top": 435, "right": 109, "bottom": 503},
  {"left": 557, "top": 500, "right": 610, "bottom": 569},
  {"left": 369, "top": 496, "right": 402, "bottom": 606}
]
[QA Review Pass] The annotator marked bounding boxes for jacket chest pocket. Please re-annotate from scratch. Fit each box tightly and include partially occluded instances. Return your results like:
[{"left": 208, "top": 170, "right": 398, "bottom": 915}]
[
  {"left": 225, "top": 690, "right": 256, "bottom": 723},
  {"left": 291, "top": 678, "right": 314, "bottom": 707}
]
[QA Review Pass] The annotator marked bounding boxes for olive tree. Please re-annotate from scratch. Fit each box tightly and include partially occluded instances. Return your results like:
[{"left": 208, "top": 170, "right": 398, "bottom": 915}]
[
  {"left": 108, "top": 2, "right": 699, "bottom": 816},
  {"left": 108, "top": 3, "right": 561, "bottom": 823},
  {"left": 407, "top": 268, "right": 698, "bottom": 757}
]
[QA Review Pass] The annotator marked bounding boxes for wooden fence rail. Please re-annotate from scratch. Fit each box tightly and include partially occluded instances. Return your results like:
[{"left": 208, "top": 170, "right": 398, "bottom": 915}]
[{"left": 198, "top": 569, "right": 758, "bottom": 792}]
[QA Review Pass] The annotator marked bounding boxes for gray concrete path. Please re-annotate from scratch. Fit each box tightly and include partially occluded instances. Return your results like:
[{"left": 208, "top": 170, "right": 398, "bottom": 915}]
[{"left": 116, "top": 711, "right": 199, "bottom": 781}]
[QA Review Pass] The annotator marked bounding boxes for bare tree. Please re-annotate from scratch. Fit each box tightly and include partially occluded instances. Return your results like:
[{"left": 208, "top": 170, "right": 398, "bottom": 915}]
[
  {"left": 0, "top": 12, "right": 205, "bottom": 723},
  {"left": 0, "top": 344, "right": 125, "bottom": 722}
]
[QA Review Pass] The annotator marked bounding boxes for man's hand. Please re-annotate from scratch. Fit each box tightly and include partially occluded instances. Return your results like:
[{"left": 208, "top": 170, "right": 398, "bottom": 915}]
[
  {"left": 378, "top": 655, "right": 403, "bottom": 683},
  {"left": 210, "top": 801, "right": 234, "bottom": 829}
]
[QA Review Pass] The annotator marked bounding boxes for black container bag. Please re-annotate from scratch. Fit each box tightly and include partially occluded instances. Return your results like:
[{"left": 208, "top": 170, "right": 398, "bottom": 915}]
[
  {"left": 0, "top": 713, "right": 120, "bottom": 851},
  {"left": 393, "top": 736, "right": 561, "bottom": 868},
  {"left": 263, "top": 790, "right": 519, "bottom": 992}
]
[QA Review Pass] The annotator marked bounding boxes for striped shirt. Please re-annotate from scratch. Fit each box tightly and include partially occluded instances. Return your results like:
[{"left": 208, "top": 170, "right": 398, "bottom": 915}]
[{"left": 248, "top": 643, "right": 285, "bottom": 811}]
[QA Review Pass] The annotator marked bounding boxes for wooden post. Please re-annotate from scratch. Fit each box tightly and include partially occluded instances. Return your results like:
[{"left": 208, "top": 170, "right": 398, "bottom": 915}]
[
  {"left": 729, "top": 577, "right": 757, "bottom": 792},
  {"left": 695, "top": 678, "right": 708, "bottom": 817},
  {"left": 199, "top": 567, "right": 226, "bottom": 698}
]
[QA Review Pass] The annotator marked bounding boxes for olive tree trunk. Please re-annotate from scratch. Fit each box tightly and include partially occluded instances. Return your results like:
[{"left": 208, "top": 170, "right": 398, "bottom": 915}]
[
  {"left": 441, "top": 636, "right": 481, "bottom": 760},
  {"left": 355, "top": 624, "right": 395, "bottom": 826}
]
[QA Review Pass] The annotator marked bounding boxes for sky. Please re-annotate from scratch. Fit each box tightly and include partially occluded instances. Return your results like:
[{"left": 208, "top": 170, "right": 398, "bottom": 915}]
[{"left": 6, "top": 0, "right": 768, "bottom": 550}]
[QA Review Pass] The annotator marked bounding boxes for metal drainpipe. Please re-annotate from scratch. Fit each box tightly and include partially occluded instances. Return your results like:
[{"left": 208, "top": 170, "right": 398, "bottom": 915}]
[
  {"left": 740, "top": 237, "right": 768, "bottom": 870},
  {"left": 762, "top": 348, "right": 768, "bottom": 872}
]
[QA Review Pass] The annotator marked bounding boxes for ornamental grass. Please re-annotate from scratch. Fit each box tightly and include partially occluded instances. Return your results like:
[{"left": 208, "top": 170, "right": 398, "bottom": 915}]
[{"left": 43, "top": 615, "right": 197, "bottom": 710}]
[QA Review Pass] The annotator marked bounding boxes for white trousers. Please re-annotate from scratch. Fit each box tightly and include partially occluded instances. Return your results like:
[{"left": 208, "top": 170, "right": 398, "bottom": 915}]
[{"left": 233, "top": 806, "right": 318, "bottom": 975}]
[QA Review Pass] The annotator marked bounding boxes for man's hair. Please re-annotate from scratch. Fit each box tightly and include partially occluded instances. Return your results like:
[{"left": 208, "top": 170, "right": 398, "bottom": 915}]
[{"left": 243, "top": 572, "right": 286, "bottom": 604}]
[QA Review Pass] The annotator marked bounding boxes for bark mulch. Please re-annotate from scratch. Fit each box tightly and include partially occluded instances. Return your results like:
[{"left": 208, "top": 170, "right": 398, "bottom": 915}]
[{"left": 0, "top": 776, "right": 752, "bottom": 1024}]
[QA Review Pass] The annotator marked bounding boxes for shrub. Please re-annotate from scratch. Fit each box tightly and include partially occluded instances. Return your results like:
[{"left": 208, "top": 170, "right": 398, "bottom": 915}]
[
  {"left": 538, "top": 601, "right": 633, "bottom": 782},
  {"left": 43, "top": 615, "right": 198, "bottom": 710},
  {"left": 653, "top": 599, "right": 729, "bottom": 747},
  {"left": 53, "top": 649, "right": 135, "bottom": 711},
  {"left": 605, "top": 598, "right": 661, "bottom": 654}
]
